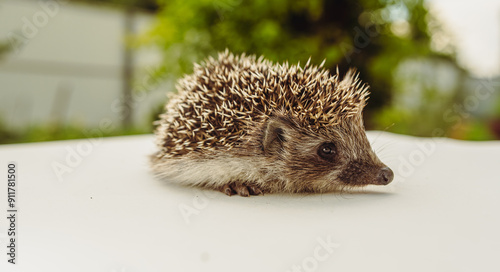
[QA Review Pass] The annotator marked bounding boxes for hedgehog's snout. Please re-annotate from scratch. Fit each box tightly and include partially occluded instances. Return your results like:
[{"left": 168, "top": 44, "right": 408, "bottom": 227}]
[
  {"left": 338, "top": 159, "right": 394, "bottom": 186},
  {"left": 375, "top": 166, "right": 394, "bottom": 185}
]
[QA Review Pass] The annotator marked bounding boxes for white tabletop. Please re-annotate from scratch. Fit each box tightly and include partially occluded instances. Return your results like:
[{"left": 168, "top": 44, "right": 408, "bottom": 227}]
[{"left": 0, "top": 132, "right": 499, "bottom": 272}]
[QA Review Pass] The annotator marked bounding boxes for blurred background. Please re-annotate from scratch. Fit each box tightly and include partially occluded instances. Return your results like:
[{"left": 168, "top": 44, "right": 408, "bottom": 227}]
[{"left": 1, "top": 0, "right": 499, "bottom": 144}]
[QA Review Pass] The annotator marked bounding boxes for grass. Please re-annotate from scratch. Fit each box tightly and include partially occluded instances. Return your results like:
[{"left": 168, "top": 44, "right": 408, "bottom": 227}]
[{"left": 0, "top": 122, "right": 151, "bottom": 145}]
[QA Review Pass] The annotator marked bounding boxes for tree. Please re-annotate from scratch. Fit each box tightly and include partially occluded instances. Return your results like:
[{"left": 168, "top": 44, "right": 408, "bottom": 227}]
[
  {"left": 139, "top": 0, "right": 456, "bottom": 129},
  {"left": 66, "top": 0, "right": 159, "bottom": 12}
]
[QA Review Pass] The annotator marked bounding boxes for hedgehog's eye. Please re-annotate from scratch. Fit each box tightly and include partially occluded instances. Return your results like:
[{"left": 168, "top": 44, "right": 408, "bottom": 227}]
[{"left": 318, "top": 143, "right": 336, "bottom": 160}]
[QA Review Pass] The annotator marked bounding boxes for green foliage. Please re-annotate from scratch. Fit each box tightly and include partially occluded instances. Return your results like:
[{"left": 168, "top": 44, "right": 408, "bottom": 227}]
[
  {"left": 0, "top": 120, "right": 150, "bottom": 145},
  {"left": 4, "top": 0, "right": 493, "bottom": 143},
  {"left": 461, "top": 120, "right": 495, "bottom": 141},
  {"left": 139, "top": 0, "right": 444, "bottom": 124},
  {"left": 373, "top": 56, "right": 466, "bottom": 136}
]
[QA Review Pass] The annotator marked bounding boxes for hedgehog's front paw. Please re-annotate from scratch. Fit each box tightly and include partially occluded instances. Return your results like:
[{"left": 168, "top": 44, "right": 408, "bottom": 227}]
[{"left": 220, "top": 183, "right": 263, "bottom": 197}]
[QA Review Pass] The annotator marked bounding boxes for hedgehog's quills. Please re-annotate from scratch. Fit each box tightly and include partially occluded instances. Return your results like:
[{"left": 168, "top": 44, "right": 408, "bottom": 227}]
[{"left": 151, "top": 50, "right": 394, "bottom": 196}]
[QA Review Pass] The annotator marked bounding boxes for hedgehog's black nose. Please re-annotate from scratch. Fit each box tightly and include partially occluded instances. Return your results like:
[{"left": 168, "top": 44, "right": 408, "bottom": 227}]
[{"left": 377, "top": 167, "right": 394, "bottom": 185}]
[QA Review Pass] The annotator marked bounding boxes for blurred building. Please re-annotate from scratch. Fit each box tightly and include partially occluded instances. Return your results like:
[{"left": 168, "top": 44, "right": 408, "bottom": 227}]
[{"left": 0, "top": 0, "right": 166, "bottom": 131}]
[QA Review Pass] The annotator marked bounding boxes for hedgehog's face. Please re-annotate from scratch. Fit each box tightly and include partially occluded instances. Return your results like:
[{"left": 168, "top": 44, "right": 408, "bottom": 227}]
[{"left": 262, "top": 115, "right": 393, "bottom": 192}]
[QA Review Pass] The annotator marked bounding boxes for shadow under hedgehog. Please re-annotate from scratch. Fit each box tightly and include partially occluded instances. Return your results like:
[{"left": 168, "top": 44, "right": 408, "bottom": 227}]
[{"left": 150, "top": 50, "right": 394, "bottom": 197}]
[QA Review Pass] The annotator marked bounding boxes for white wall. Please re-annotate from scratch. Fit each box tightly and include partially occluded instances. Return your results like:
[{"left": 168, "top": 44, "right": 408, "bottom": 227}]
[{"left": 0, "top": 0, "right": 167, "bottom": 130}]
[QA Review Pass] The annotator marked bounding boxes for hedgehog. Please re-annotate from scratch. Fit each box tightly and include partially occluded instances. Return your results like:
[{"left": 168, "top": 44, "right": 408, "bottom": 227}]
[{"left": 151, "top": 50, "right": 394, "bottom": 196}]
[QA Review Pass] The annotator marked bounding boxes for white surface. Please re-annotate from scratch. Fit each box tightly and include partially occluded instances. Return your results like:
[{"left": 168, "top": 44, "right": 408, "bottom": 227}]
[{"left": 0, "top": 132, "right": 499, "bottom": 272}]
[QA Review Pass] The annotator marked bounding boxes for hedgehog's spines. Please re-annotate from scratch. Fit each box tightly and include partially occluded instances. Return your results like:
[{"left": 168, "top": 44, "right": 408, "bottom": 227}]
[
  {"left": 320, "top": 59, "right": 326, "bottom": 68},
  {"left": 155, "top": 51, "right": 370, "bottom": 157}
]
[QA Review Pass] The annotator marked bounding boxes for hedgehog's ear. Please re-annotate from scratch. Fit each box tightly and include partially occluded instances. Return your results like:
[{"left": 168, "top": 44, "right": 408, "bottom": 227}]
[{"left": 262, "top": 117, "right": 291, "bottom": 154}]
